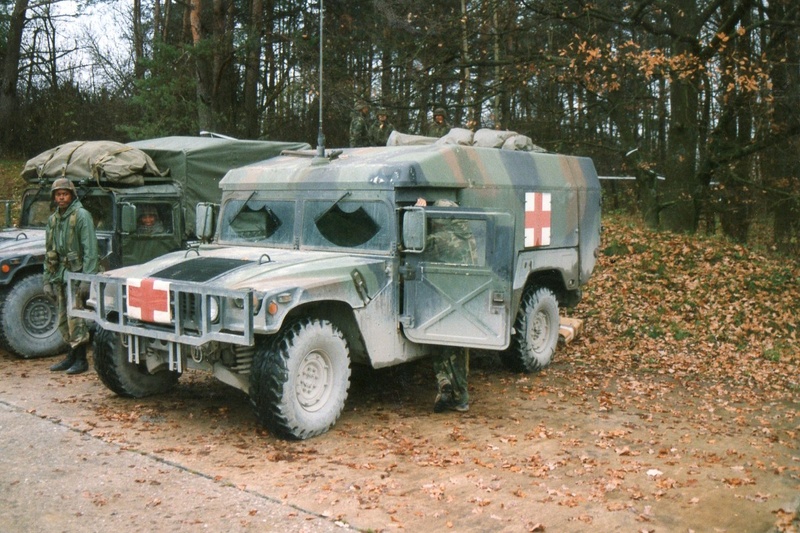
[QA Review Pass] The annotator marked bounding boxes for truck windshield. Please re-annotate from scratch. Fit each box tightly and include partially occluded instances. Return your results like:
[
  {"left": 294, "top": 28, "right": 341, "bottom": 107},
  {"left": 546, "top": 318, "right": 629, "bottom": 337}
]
[
  {"left": 20, "top": 195, "right": 51, "bottom": 227},
  {"left": 20, "top": 191, "right": 114, "bottom": 230},
  {"left": 220, "top": 199, "right": 295, "bottom": 245},
  {"left": 81, "top": 195, "right": 114, "bottom": 231},
  {"left": 303, "top": 199, "right": 392, "bottom": 251}
]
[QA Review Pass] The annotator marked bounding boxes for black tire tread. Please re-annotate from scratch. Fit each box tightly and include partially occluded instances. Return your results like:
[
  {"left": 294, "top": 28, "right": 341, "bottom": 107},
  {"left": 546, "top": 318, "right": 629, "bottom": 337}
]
[
  {"left": 500, "top": 286, "right": 559, "bottom": 373},
  {"left": 93, "top": 327, "right": 179, "bottom": 397},
  {"left": 250, "top": 318, "right": 350, "bottom": 440},
  {"left": 0, "top": 273, "right": 66, "bottom": 358}
]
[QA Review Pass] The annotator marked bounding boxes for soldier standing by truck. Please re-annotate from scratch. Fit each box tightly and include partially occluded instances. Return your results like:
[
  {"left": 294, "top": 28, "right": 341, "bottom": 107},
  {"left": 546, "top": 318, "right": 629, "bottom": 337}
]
[
  {"left": 44, "top": 179, "right": 98, "bottom": 374},
  {"left": 416, "top": 198, "right": 475, "bottom": 413}
]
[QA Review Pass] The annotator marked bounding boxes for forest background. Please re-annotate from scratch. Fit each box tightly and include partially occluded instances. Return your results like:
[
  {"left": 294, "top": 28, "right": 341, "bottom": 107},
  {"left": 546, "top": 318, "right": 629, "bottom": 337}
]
[{"left": 0, "top": 0, "right": 798, "bottom": 252}]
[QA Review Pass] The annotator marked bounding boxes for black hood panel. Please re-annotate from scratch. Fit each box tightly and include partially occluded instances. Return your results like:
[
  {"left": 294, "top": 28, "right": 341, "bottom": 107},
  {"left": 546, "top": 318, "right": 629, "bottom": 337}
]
[{"left": 153, "top": 257, "right": 256, "bottom": 282}]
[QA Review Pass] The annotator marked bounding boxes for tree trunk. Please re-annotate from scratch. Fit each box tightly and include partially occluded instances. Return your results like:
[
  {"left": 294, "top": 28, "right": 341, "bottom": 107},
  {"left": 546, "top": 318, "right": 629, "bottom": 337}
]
[
  {"left": 764, "top": 0, "right": 800, "bottom": 253},
  {"left": 133, "top": 0, "right": 146, "bottom": 79},
  {"left": 0, "top": 0, "right": 29, "bottom": 154},
  {"left": 660, "top": 0, "right": 700, "bottom": 233},
  {"left": 190, "top": 0, "right": 213, "bottom": 130},
  {"left": 212, "top": 0, "right": 235, "bottom": 132},
  {"left": 243, "top": 0, "right": 263, "bottom": 138}
]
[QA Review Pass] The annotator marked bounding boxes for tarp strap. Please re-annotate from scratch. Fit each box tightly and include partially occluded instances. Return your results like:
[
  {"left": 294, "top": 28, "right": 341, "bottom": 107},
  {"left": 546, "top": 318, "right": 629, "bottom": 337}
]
[
  {"left": 60, "top": 141, "right": 88, "bottom": 179},
  {"left": 92, "top": 146, "right": 136, "bottom": 189}
]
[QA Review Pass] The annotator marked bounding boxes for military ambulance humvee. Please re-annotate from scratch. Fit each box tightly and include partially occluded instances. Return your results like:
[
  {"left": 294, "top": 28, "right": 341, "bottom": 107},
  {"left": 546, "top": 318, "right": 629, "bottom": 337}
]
[{"left": 70, "top": 141, "right": 601, "bottom": 440}]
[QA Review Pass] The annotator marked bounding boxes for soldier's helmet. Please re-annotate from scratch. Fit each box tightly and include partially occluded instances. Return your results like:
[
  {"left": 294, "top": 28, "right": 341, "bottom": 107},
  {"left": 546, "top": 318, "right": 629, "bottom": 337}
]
[
  {"left": 140, "top": 204, "right": 159, "bottom": 218},
  {"left": 433, "top": 107, "right": 447, "bottom": 118},
  {"left": 354, "top": 100, "right": 370, "bottom": 113},
  {"left": 50, "top": 177, "right": 77, "bottom": 199}
]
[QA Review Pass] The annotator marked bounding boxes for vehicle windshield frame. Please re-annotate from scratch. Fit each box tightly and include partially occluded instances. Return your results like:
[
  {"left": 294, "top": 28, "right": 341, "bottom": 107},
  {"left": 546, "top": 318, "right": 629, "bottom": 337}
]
[{"left": 216, "top": 190, "right": 396, "bottom": 255}]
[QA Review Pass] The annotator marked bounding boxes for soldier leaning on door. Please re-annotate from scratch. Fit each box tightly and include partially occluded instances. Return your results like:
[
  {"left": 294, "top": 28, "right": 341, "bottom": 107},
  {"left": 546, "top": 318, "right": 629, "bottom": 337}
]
[{"left": 44, "top": 178, "right": 99, "bottom": 374}]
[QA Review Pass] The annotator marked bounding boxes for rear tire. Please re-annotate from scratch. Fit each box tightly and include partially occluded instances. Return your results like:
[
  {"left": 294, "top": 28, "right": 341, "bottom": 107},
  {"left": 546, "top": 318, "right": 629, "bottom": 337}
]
[
  {"left": 500, "top": 287, "right": 560, "bottom": 373},
  {"left": 0, "top": 273, "right": 66, "bottom": 358},
  {"left": 93, "top": 326, "right": 180, "bottom": 397},
  {"left": 250, "top": 318, "right": 351, "bottom": 440}
]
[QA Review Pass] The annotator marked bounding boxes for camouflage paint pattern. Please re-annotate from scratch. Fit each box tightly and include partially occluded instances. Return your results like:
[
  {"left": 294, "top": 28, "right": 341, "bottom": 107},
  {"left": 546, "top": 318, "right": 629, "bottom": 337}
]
[{"left": 70, "top": 143, "right": 600, "bottom": 379}]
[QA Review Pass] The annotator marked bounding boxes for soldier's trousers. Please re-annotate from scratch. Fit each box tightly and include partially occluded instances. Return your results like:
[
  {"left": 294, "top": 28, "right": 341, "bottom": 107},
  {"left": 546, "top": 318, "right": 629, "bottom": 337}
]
[
  {"left": 433, "top": 347, "right": 469, "bottom": 403},
  {"left": 55, "top": 283, "right": 90, "bottom": 348}
]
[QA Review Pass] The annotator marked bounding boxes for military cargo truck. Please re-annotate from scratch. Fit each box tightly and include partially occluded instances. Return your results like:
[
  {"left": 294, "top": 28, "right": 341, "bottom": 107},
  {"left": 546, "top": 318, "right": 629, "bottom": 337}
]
[
  {"left": 70, "top": 143, "right": 601, "bottom": 440},
  {"left": 0, "top": 136, "right": 309, "bottom": 358}
]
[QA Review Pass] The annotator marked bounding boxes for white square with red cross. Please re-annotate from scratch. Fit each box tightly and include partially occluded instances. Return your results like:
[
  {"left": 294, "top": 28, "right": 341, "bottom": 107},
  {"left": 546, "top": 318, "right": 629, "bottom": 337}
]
[
  {"left": 126, "top": 278, "right": 172, "bottom": 324},
  {"left": 524, "top": 192, "right": 551, "bottom": 247}
]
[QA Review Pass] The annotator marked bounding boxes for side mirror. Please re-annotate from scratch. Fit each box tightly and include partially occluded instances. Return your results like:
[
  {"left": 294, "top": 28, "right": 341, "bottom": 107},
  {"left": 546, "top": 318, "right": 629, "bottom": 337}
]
[
  {"left": 402, "top": 207, "right": 427, "bottom": 252},
  {"left": 196, "top": 203, "right": 217, "bottom": 242},
  {"left": 120, "top": 203, "right": 136, "bottom": 234}
]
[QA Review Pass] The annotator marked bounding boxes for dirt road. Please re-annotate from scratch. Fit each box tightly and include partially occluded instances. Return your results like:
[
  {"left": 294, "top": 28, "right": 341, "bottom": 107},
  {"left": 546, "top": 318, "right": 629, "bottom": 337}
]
[{"left": 1, "top": 345, "right": 798, "bottom": 532}]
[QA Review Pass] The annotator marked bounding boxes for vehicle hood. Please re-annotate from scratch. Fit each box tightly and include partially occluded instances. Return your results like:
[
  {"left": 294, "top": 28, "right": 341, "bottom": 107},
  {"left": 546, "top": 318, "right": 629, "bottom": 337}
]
[
  {"left": 0, "top": 228, "right": 46, "bottom": 255},
  {"left": 99, "top": 245, "right": 389, "bottom": 293}
]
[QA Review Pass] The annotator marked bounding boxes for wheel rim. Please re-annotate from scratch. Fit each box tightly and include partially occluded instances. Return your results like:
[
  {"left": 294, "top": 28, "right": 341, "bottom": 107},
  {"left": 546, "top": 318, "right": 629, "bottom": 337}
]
[
  {"left": 23, "top": 295, "right": 58, "bottom": 339},
  {"left": 295, "top": 349, "right": 333, "bottom": 412},
  {"left": 529, "top": 309, "right": 551, "bottom": 354}
]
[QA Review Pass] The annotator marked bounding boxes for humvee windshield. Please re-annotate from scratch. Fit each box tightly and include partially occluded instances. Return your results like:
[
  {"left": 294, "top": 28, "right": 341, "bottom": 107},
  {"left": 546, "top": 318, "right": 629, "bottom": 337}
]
[
  {"left": 220, "top": 199, "right": 295, "bottom": 244},
  {"left": 219, "top": 196, "right": 393, "bottom": 252},
  {"left": 304, "top": 199, "right": 392, "bottom": 251}
]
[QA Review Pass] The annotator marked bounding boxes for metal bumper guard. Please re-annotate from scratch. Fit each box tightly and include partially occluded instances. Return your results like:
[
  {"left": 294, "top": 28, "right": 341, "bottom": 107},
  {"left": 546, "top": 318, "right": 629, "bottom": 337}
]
[{"left": 67, "top": 272, "right": 255, "bottom": 372}]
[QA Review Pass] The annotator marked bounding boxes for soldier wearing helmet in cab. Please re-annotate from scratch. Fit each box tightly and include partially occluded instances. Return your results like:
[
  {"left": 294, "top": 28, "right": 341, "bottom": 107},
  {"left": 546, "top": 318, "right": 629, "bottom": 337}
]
[
  {"left": 44, "top": 178, "right": 99, "bottom": 374},
  {"left": 137, "top": 204, "right": 164, "bottom": 235}
]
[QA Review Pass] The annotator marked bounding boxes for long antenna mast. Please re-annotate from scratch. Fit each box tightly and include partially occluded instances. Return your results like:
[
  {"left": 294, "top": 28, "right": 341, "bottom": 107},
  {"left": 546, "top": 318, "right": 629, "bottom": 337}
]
[{"left": 315, "top": 0, "right": 325, "bottom": 159}]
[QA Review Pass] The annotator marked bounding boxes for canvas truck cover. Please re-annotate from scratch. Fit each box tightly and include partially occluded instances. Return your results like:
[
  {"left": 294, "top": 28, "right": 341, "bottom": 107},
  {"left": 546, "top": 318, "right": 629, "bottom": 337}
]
[
  {"left": 21, "top": 141, "right": 163, "bottom": 185},
  {"left": 128, "top": 136, "right": 311, "bottom": 239}
]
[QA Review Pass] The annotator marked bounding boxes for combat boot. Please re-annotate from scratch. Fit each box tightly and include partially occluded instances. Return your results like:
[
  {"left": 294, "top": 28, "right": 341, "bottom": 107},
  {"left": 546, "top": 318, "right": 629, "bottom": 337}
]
[
  {"left": 49, "top": 348, "right": 76, "bottom": 372},
  {"left": 65, "top": 345, "right": 88, "bottom": 375}
]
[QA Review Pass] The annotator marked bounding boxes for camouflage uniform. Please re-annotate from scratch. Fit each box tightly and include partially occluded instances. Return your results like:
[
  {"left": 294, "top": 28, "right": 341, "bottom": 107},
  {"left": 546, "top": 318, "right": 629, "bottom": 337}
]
[
  {"left": 425, "top": 199, "right": 474, "bottom": 412},
  {"left": 370, "top": 110, "right": 395, "bottom": 146},
  {"left": 349, "top": 103, "right": 373, "bottom": 147},
  {"left": 427, "top": 107, "right": 451, "bottom": 138},
  {"left": 45, "top": 179, "right": 99, "bottom": 373}
]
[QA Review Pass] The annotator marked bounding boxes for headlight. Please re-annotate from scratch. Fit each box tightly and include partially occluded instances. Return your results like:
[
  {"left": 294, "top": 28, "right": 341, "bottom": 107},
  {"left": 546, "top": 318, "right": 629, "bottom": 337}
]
[{"left": 208, "top": 296, "right": 220, "bottom": 323}]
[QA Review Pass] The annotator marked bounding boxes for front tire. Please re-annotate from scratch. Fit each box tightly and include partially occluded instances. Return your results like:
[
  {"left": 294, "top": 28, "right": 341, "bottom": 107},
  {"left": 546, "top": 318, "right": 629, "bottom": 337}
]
[
  {"left": 93, "top": 326, "right": 180, "bottom": 397},
  {"left": 500, "top": 287, "right": 560, "bottom": 373},
  {"left": 0, "top": 273, "right": 66, "bottom": 358},
  {"left": 250, "top": 318, "right": 351, "bottom": 440}
]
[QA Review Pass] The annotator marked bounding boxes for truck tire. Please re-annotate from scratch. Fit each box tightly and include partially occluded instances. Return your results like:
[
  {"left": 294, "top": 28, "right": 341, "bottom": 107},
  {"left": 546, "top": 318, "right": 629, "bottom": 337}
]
[
  {"left": 250, "top": 318, "right": 351, "bottom": 440},
  {"left": 501, "top": 286, "right": 560, "bottom": 373},
  {"left": 93, "top": 326, "right": 180, "bottom": 397},
  {"left": 0, "top": 273, "right": 67, "bottom": 358}
]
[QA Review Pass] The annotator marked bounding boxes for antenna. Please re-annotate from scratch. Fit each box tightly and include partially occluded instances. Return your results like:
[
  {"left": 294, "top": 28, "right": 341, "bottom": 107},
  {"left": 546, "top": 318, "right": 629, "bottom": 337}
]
[{"left": 314, "top": 0, "right": 326, "bottom": 161}]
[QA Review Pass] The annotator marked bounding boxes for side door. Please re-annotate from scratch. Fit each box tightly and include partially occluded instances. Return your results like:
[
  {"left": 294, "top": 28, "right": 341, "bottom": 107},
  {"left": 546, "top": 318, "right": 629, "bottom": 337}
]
[{"left": 400, "top": 208, "right": 514, "bottom": 349}]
